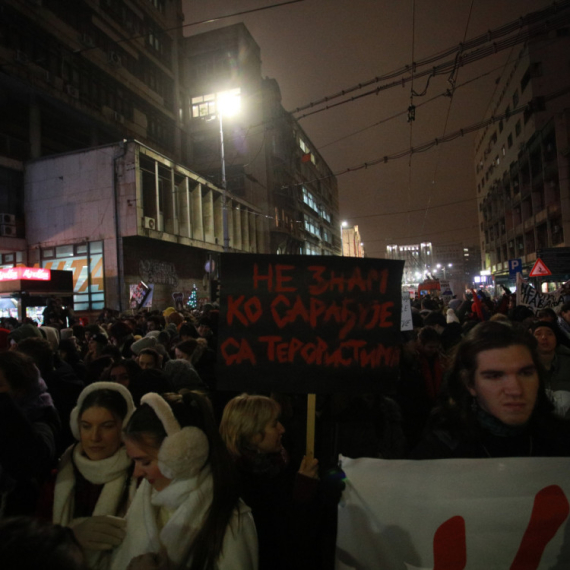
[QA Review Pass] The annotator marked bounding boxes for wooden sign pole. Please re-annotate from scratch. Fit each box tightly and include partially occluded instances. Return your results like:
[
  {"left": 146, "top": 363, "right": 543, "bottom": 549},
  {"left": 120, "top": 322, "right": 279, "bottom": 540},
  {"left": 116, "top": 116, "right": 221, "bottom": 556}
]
[{"left": 306, "top": 393, "right": 316, "bottom": 459}]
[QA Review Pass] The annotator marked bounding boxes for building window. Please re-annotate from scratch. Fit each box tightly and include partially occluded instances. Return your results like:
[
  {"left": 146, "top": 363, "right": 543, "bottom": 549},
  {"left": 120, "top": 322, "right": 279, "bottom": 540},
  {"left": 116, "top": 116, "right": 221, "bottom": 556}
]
[
  {"left": 512, "top": 89, "right": 519, "bottom": 108},
  {"left": 515, "top": 120, "right": 521, "bottom": 137},
  {"left": 41, "top": 241, "right": 105, "bottom": 311},
  {"left": 302, "top": 187, "right": 318, "bottom": 212},
  {"left": 521, "top": 68, "right": 531, "bottom": 92},
  {"left": 508, "top": 133, "right": 513, "bottom": 148},
  {"left": 299, "top": 138, "right": 316, "bottom": 164},
  {"left": 191, "top": 88, "right": 240, "bottom": 120},
  {"left": 305, "top": 241, "right": 321, "bottom": 255},
  {"left": 320, "top": 207, "right": 331, "bottom": 223},
  {"left": 304, "top": 214, "right": 321, "bottom": 238},
  {"left": 192, "top": 93, "right": 216, "bottom": 118}
]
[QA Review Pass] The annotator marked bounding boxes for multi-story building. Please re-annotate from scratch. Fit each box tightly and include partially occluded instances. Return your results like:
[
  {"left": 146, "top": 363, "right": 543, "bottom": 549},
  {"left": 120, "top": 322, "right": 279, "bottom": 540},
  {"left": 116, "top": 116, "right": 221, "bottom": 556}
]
[
  {"left": 475, "top": 27, "right": 570, "bottom": 285},
  {"left": 341, "top": 224, "right": 365, "bottom": 257},
  {"left": 182, "top": 24, "right": 340, "bottom": 257},
  {"left": 433, "top": 243, "right": 481, "bottom": 286},
  {"left": 386, "top": 242, "right": 433, "bottom": 285},
  {"left": 0, "top": 3, "right": 340, "bottom": 312}
]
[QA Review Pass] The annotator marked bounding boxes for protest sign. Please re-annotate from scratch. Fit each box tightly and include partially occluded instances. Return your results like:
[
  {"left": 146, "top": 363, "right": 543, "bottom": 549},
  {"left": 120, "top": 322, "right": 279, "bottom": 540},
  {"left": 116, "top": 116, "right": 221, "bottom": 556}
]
[
  {"left": 337, "top": 456, "right": 570, "bottom": 570},
  {"left": 400, "top": 291, "right": 413, "bottom": 331},
  {"left": 516, "top": 279, "right": 567, "bottom": 312},
  {"left": 216, "top": 254, "right": 404, "bottom": 393}
]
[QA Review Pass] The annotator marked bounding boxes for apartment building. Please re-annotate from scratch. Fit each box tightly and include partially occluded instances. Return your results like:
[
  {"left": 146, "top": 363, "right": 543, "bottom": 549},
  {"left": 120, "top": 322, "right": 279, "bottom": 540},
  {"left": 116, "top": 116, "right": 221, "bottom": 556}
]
[
  {"left": 0, "top": 2, "right": 340, "bottom": 312},
  {"left": 475, "top": 27, "right": 570, "bottom": 283}
]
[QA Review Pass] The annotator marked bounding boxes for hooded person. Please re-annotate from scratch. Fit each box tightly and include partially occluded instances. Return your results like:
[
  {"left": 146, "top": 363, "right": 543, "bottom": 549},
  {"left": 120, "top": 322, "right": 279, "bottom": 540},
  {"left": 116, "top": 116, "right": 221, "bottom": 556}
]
[
  {"left": 52, "top": 382, "right": 137, "bottom": 570},
  {"left": 110, "top": 391, "right": 258, "bottom": 570}
]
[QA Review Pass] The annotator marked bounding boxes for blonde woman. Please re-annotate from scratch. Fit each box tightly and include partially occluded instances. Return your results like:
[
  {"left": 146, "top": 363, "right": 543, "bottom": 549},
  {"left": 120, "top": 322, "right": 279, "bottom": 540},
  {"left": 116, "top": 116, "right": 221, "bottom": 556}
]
[{"left": 220, "top": 394, "right": 320, "bottom": 570}]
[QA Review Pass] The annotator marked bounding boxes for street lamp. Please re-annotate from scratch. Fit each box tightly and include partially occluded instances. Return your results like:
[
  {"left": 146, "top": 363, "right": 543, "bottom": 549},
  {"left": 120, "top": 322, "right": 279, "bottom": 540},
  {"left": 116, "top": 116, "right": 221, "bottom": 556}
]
[
  {"left": 217, "top": 89, "right": 241, "bottom": 252},
  {"left": 340, "top": 221, "right": 348, "bottom": 256}
]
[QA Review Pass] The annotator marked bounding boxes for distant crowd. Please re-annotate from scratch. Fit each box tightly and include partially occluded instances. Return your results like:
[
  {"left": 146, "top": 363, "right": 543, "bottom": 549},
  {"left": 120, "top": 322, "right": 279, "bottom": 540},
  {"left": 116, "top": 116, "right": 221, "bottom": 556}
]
[{"left": 1, "top": 287, "right": 570, "bottom": 570}]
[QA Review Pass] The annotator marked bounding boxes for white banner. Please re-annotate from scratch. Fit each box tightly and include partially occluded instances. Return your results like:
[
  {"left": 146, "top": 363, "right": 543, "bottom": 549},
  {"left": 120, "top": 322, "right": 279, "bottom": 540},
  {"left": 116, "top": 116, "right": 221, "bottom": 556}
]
[
  {"left": 337, "top": 456, "right": 570, "bottom": 570},
  {"left": 516, "top": 279, "right": 567, "bottom": 312}
]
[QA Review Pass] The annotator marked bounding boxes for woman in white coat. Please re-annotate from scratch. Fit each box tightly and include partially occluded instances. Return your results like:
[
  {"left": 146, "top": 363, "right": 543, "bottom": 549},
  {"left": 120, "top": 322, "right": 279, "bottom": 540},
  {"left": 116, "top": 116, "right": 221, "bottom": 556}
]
[
  {"left": 111, "top": 391, "right": 258, "bottom": 570},
  {"left": 52, "top": 381, "right": 137, "bottom": 570}
]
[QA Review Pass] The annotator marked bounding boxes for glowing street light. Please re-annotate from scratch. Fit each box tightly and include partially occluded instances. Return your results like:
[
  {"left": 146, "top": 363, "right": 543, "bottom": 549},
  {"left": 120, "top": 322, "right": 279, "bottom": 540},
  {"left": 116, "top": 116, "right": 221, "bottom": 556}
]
[{"left": 217, "top": 89, "right": 241, "bottom": 252}]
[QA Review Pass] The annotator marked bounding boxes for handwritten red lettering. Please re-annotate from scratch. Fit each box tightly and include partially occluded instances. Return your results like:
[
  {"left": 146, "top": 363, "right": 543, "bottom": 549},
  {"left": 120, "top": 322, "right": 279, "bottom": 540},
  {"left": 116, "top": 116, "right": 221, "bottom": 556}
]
[
  {"left": 220, "top": 337, "right": 257, "bottom": 365},
  {"left": 275, "top": 265, "right": 296, "bottom": 292},
  {"left": 307, "top": 265, "right": 327, "bottom": 295},
  {"left": 253, "top": 263, "right": 273, "bottom": 291},
  {"left": 227, "top": 295, "right": 248, "bottom": 326}
]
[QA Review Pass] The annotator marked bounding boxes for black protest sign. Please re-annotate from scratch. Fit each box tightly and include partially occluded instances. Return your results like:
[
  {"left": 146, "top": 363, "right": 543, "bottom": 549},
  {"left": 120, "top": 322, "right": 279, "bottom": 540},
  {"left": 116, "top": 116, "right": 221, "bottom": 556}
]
[{"left": 216, "top": 254, "right": 404, "bottom": 394}]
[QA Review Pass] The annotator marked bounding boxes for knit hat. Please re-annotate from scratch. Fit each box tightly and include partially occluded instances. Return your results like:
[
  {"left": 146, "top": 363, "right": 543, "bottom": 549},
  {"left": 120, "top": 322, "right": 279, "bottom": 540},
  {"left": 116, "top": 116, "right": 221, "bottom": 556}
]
[
  {"left": 446, "top": 308, "right": 460, "bottom": 324},
  {"left": 7, "top": 323, "right": 42, "bottom": 345},
  {"left": 162, "top": 307, "right": 177, "bottom": 318},
  {"left": 530, "top": 320, "right": 559, "bottom": 337},
  {"left": 60, "top": 328, "right": 74, "bottom": 340},
  {"left": 131, "top": 335, "right": 158, "bottom": 355},
  {"left": 69, "top": 381, "right": 136, "bottom": 440}
]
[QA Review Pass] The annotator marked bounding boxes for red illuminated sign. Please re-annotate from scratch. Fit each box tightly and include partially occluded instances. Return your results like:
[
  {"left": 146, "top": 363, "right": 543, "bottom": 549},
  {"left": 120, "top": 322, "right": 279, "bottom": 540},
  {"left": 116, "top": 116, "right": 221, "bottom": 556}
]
[{"left": 0, "top": 267, "right": 51, "bottom": 281}]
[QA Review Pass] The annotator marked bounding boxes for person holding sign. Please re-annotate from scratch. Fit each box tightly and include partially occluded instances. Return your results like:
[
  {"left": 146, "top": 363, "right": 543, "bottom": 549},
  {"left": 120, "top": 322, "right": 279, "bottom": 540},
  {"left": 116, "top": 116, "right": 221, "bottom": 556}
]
[
  {"left": 411, "top": 321, "right": 570, "bottom": 459},
  {"left": 220, "top": 394, "right": 323, "bottom": 570}
]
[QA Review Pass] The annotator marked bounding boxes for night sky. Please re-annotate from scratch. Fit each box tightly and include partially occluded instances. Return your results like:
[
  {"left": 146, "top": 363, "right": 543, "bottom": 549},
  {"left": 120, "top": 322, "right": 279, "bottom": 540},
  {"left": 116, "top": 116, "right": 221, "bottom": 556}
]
[{"left": 183, "top": 0, "right": 551, "bottom": 257}]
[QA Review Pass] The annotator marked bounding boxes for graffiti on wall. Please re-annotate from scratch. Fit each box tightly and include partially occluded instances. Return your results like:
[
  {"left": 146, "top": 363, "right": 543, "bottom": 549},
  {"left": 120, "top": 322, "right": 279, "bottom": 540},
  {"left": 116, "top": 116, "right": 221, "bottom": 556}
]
[{"left": 139, "top": 260, "right": 179, "bottom": 288}]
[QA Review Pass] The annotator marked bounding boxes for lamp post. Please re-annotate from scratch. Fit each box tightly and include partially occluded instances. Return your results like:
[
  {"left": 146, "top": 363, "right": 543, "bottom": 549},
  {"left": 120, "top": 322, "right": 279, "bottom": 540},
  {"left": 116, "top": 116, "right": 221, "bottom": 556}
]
[
  {"left": 341, "top": 220, "right": 348, "bottom": 256},
  {"left": 217, "top": 90, "right": 241, "bottom": 252},
  {"left": 436, "top": 263, "right": 453, "bottom": 280}
]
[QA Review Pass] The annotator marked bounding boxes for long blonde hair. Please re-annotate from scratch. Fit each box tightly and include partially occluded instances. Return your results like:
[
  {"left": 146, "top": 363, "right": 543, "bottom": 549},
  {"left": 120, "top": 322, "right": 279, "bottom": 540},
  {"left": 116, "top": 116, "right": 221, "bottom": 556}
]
[{"left": 220, "top": 394, "right": 280, "bottom": 458}]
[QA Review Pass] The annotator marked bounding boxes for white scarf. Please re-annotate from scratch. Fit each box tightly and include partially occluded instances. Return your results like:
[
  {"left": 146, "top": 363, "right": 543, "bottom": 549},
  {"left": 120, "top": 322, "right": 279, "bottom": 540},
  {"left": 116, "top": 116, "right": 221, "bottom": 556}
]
[
  {"left": 110, "top": 466, "right": 213, "bottom": 570},
  {"left": 53, "top": 443, "right": 134, "bottom": 526}
]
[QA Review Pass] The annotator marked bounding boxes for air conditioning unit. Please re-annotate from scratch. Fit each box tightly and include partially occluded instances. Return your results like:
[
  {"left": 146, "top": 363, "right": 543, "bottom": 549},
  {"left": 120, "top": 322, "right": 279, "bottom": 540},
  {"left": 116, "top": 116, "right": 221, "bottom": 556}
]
[
  {"left": 143, "top": 217, "right": 156, "bottom": 230},
  {"left": 113, "top": 111, "right": 125, "bottom": 124},
  {"left": 14, "top": 50, "right": 28, "bottom": 64},
  {"left": 108, "top": 51, "right": 122, "bottom": 67},
  {"left": 0, "top": 225, "right": 16, "bottom": 237},
  {"left": 0, "top": 214, "right": 15, "bottom": 225},
  {"left": 66, "top": 84, "right": 79, "bottom": 98},
  {"left": 80, "top": 33, "right": 95, "bottom": 48}
]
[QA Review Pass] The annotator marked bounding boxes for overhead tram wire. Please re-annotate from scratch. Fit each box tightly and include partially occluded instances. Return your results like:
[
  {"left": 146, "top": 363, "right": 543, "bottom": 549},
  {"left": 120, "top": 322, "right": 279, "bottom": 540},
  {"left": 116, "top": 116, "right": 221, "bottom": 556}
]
[
  {"left": 281, "top": 85, "right": 570, "bottom": 193},
  {"left": 418, "top": 0, "right": 474, "bottom": 239},
  {"left": 289, "top": 0, "right": 570, "bottom": 116},
  {"left": 291, "top": 4, "right": 570, "bottom": 120}
]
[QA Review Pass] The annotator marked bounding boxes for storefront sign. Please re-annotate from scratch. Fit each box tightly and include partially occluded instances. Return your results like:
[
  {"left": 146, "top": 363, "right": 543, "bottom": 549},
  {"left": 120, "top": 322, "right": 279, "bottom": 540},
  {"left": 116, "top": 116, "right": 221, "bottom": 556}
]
[
  {"left": 216, "top": 254, "right": 404, "bottom": 394},
  {"left": 0, "top": 267, "right": 51, "bottom": 281}
]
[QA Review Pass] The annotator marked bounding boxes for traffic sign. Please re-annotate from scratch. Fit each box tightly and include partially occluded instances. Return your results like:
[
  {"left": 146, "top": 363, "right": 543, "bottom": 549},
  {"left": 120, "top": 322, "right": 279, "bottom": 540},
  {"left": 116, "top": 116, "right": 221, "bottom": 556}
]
[
  {"left": 508, "top": 258, "right": 523, "bottom": 278},
  {"left": 529, "top": 258, "right": 552, "bottom": 277}
]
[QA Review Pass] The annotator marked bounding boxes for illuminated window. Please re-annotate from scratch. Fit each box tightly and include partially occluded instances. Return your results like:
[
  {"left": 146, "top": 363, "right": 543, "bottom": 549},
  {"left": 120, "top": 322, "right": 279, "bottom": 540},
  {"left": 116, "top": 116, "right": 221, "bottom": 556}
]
[
  {"left": 191, "top": 88, "right": 241, "bottom": 120},
  {"left": 302, "top": 187, "right": 318, "bottom": 212}
]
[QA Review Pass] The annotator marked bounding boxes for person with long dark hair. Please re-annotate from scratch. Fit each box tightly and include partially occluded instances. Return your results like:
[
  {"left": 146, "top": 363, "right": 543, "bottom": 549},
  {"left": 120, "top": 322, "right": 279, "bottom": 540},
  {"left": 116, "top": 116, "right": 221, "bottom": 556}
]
[
  {"left": 410, "top": 321, "right": 570, "bottom": 459},
  {"left": 111, "top": 391, "right": 257, "bottom": 570}
]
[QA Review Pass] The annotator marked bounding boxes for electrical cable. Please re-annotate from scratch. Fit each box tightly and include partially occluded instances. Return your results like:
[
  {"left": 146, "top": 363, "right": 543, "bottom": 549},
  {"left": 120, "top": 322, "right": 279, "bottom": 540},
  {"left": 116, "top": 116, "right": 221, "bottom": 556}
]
[
  {"left": 289, "top": 0, "right": 570, "bottom": 115},
  {"left": 292, "top": 8, "right": 570, "bottom": 121}
]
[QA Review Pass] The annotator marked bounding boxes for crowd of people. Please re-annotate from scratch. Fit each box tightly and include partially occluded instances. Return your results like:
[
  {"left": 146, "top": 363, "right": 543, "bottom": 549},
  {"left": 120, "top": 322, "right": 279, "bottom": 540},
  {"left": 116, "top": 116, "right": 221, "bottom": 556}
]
[{"left": 0, "top": 287, "right": 569, "bottom": 569}]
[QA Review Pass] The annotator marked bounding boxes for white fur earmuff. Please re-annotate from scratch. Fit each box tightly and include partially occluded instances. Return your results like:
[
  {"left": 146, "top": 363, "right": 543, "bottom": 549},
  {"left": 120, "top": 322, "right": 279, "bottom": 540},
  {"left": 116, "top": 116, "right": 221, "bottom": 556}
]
[
  {"left": 70, "top": 381, "right": 136, "bottom": 440},
  {"left": 140, "top": 392, "right": 209, "bottom": 480}
]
